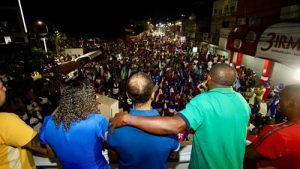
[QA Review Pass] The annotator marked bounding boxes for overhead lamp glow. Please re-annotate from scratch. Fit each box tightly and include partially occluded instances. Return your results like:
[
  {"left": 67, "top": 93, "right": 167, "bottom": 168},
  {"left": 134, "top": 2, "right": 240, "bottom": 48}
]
[{"left": 294, "top": 69, "right": 300, "bottom": 80}]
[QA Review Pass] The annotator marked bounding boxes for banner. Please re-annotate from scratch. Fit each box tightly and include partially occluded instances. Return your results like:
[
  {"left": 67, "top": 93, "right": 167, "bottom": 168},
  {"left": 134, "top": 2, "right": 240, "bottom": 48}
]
[
  {"left": 226, "top": 26, "right": 262, "bottom": 56},
  {"left": 256, "top": 23, "right": 300, "bottom": 67}
]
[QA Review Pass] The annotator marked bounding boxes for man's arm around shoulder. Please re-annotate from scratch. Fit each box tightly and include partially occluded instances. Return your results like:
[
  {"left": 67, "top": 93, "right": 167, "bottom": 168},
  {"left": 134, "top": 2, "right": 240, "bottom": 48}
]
[{"left": 110, "top": 112, "right": 187, "bottom": 135}]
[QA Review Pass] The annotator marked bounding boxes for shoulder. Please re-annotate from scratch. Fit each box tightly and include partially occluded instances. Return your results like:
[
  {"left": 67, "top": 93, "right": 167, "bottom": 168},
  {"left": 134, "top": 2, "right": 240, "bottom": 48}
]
[
  {"left": 109, "top": 127, "right": 178, "bottom": 143},
  {"left": 109, "top": 126, "right": 131, "bottom": 136},
  {"left": 253, "top": 123, "right": 288, "bottom": 147},
  {"left": 40, "top": 115, "right": 54, "bottom": 134},
  {"left": 42, "top": 115, "right": 53, "bottom": 126},
  {"left": 235, "top": 91, "right": 247, "bottom": 99},
  {"left": 107, "top": 126, "right": 131, "bottom": 146},
  {"left": 257, "top": 125, "right": 274, "bottom": 137},
  {"left": 0, "top": 113, "right": 25, "bottom": 126},
  {"left": 0, "top": 112, "right": 20, "bottom": 120},
  {"left": 89, "top": 113, "right": 107, "bottom": 121},
  {"left": 190, "top": 93, "right": 208, "bottom": 102},
  {"left": 44, "top": 115, "right": 53, "bottom": 121},
  {"left": 188, "top": 93, "right": 211, "bottom": 109},
  {"left": 88, "top": 113, "right": 109, "bottom": 128}
]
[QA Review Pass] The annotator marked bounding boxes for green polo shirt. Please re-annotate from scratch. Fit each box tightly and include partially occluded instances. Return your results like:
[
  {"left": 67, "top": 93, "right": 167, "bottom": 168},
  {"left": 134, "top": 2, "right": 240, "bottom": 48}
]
[{"left": 179, "top": 87, "right": 250, "bottom": 169}]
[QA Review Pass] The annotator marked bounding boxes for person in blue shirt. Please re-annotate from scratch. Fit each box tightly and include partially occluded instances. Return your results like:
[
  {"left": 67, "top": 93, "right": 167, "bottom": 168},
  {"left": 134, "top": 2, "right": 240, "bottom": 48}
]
[
  {"left": 108, "top": 72, "right": 180, "bottom": 169},
  {"left": 109, "top": 64, "right": 250, "bottom": 169},
  {"left": 40, "top": 79, "right": 109, "bottom": 169}
]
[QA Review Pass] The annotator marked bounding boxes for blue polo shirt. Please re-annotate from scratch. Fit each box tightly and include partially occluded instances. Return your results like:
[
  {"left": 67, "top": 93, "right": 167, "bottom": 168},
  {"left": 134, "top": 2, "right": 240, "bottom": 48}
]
[
  {"left": 40, "top": 113, "right": 109, "bottom": 169},
  {"left": 108, "top": 108, "right": 180, "bottom": 169}
]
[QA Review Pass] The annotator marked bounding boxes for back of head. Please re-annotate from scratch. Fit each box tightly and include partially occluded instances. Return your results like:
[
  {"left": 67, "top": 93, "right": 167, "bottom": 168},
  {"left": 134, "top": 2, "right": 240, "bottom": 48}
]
[
  {"left": 280, "top": 84, "right": 300, "bottom": 111},
  {"left": 281, "top": 84, "right": 300, "bottom": 97},
  {"left": 127, "top": 72, "right": 154, "bottom": 104},
  {"left": 209, "top": 63, "right": 237, "bottom": 86},
  {"left": 54, "top": 78, "right": 97, "bottom": 130},
  {"left": 281, "top": 84, "right": 300, "bottom": 99}
]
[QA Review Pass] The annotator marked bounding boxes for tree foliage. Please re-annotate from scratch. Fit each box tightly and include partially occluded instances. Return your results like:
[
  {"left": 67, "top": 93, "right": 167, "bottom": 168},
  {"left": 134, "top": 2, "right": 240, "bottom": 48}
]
[{"left": 50, "top": 31, "right": 67, "bottom": 56}]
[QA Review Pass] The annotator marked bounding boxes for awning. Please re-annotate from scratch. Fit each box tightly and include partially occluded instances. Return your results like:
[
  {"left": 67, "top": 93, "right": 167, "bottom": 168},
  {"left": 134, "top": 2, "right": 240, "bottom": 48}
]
[
  {"left": 58, "top": 61, "right": 80, "bottom": 75},
  {"left": 74, "top": 50, "right": 102, "bottom": 62},
  {"left": 256, "top": 23, "right": 300, "bottom": 68},
  {"left": 226, "top": 26, "right": 263, "bottom": 56}
]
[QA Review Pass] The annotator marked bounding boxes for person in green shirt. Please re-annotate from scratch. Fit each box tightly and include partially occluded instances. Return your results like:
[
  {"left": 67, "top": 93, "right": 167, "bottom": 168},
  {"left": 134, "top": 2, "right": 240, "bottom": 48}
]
[{"left": 110, "top": 63, "right": 250, "bottom": 169}]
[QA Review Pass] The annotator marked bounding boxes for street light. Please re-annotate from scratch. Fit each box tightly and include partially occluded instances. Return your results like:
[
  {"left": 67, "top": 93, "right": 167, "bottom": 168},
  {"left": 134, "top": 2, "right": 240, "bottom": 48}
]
[{"left": 37, "top": 20, "right": 49, "bottom": 34}]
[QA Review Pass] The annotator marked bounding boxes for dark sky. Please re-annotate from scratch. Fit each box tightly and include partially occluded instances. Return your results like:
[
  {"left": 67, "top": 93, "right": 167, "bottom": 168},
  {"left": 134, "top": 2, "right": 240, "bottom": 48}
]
[{"left": 2, "top": 0, "right": 213, "bottom": 37}]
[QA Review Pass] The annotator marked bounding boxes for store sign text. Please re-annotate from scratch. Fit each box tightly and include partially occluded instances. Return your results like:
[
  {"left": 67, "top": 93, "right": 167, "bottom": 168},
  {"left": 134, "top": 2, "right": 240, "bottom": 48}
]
[{"left": 261, "top": 33, "right": 300, "bottom": 51}]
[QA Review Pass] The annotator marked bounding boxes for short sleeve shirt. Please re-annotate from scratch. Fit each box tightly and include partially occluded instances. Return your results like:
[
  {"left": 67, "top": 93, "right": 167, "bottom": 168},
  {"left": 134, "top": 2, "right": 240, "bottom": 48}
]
[
  {"left": 108, "top": 109, "right": 180, "bottom": 169},
  {"left": 0, "top": 113, "right": 37, "bottom": 169},
  {"left": 253, "top": 123, "right": 300, "bottom": 169},
  {"left": 40, "top": 113, "right": 109, "bottom": 169},
  {"left": 179, "top": 88, "right": 250, "bottom": 169}
]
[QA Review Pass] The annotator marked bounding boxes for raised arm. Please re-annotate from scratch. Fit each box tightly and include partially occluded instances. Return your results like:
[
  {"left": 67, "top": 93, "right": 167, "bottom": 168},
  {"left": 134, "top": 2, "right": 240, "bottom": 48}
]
[{"left": 110, "top": 112, "right": 187, "bottom": 135}]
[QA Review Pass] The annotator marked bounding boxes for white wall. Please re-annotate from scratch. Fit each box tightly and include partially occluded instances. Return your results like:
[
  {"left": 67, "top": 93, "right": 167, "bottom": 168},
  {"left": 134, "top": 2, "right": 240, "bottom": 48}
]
[
  {"left": 218, "top": 38, "right": 227, "bottom": 48},
  {"left": 64, "top": 48, "right": 84, "bottom": 57},
  {"left": 218, "top": 28, "right": 231, "bottom": 48},
  {"left": 242, "top": 54, "right": 264, "bottom": 83},
  {"left": 271, "top": 63, "right": 300, "bottom": 85},
  {"left": 242, "top": 54, "right": 300, "bottom": 85},
  {"left": 216, "top": 49, "right": 230, "bottom": 59}
]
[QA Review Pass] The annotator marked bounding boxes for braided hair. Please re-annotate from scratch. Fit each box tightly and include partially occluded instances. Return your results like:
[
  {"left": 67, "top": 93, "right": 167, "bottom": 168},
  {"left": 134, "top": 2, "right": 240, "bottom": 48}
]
[{"left": 54, "top": 82, "right": 98, "bottom": 130}]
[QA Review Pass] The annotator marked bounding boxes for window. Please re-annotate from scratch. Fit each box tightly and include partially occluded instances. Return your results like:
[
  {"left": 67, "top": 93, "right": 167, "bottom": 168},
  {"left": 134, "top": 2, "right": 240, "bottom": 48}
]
[
  {"left": 214, "top": 9, "right": 218, "bottom": 16},
  {"left": 224, "top": 5, "right": 229, "bottom": 13},
  {"left": 230, "top": 6, "right": 235, "bottom": 14},
  {"left": 222, "top": 21, "right": 230, "bottom": 28},
  {"left": 245, "top": 31, "right": 257, "bottom": 43},
  {"left": 249, "top": 17, "right": 261, "bottom": 26},
  {"left": 237, "top": 18, "right": 246, "bottom": 25}
]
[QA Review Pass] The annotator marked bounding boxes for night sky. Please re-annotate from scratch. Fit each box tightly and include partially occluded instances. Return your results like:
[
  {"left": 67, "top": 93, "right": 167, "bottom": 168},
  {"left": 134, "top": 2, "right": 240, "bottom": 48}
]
[{"left": 2, "top": 0, "right": 213, "bottom": 37}]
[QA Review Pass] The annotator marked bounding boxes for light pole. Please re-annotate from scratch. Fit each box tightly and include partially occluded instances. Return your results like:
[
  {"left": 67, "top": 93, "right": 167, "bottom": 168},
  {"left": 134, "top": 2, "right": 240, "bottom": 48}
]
[
  {"left": 18, "top": 0, "right": 27, "bottom": 33},
  {"left": 37, "top": 20, "right": 49, "bottom": 58},
  {"left": 42, "top": 38, "right": 48, "bottom": 53}
]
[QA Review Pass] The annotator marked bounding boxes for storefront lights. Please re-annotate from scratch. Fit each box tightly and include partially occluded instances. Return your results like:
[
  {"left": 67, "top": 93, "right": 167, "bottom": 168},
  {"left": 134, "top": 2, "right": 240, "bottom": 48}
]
[{"left": 294, "top": 69, "right": 300, "bottom": 81}]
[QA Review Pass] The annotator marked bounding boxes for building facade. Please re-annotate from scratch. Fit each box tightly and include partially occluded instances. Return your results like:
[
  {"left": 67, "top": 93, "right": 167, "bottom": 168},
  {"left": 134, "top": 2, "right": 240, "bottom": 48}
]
[
  {"left": 227, "top": 0, "right": 300, "bottom": 85},
  {"left": 210, "top": 0, "right": 239, "bottom": 45}
]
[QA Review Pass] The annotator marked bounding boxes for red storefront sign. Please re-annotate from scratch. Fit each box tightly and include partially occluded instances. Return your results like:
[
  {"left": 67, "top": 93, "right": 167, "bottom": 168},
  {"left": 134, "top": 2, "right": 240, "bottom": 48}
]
[{"left": 256, "top": 23, "right": 300, "bottom": 68}]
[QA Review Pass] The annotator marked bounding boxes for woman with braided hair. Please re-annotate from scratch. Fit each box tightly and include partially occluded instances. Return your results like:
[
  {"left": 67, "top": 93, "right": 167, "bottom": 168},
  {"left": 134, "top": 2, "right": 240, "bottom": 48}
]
[{"left": 39, "top": 80, "right": 109, "bottom": 169}]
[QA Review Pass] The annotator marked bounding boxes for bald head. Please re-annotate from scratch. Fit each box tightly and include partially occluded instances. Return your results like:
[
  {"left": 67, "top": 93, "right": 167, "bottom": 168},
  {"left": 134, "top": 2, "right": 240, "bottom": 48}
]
[
  {"left": 209, "top": 63, "right": 237, "bottom": 86},
  {"left": 280, "top": 84, "right": 300, "bottom": 118},
  {"left": 127, "top": 72, "right": 154, "bottom": 104}
]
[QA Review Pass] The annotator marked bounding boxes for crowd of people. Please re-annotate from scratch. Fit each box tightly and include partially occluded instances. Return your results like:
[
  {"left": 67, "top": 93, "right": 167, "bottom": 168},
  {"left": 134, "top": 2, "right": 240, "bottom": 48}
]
[
  {"left": 78, "top": 36, "right": 235, "bottom": 117},
  {"left": 0, "top": 71, "right": 60, "bottom": 132},
  {"left": 0, "top": 35, "right": 283, "bottom": 134},
  {"left": 1, "top": 34, "right": 299, "bottom": 169},
  {"left": 77, "top": 36, "right": 286, "bottom": 135}
]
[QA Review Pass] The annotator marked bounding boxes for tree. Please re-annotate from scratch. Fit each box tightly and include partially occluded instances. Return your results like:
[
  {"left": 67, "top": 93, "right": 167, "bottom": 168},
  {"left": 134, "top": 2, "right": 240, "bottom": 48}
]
[
  {"left": 26, "top": 47, "right": 48, "bottom": 72},
  {"left": 50, "top": 31, "right": 67, "bottom": 56}
]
